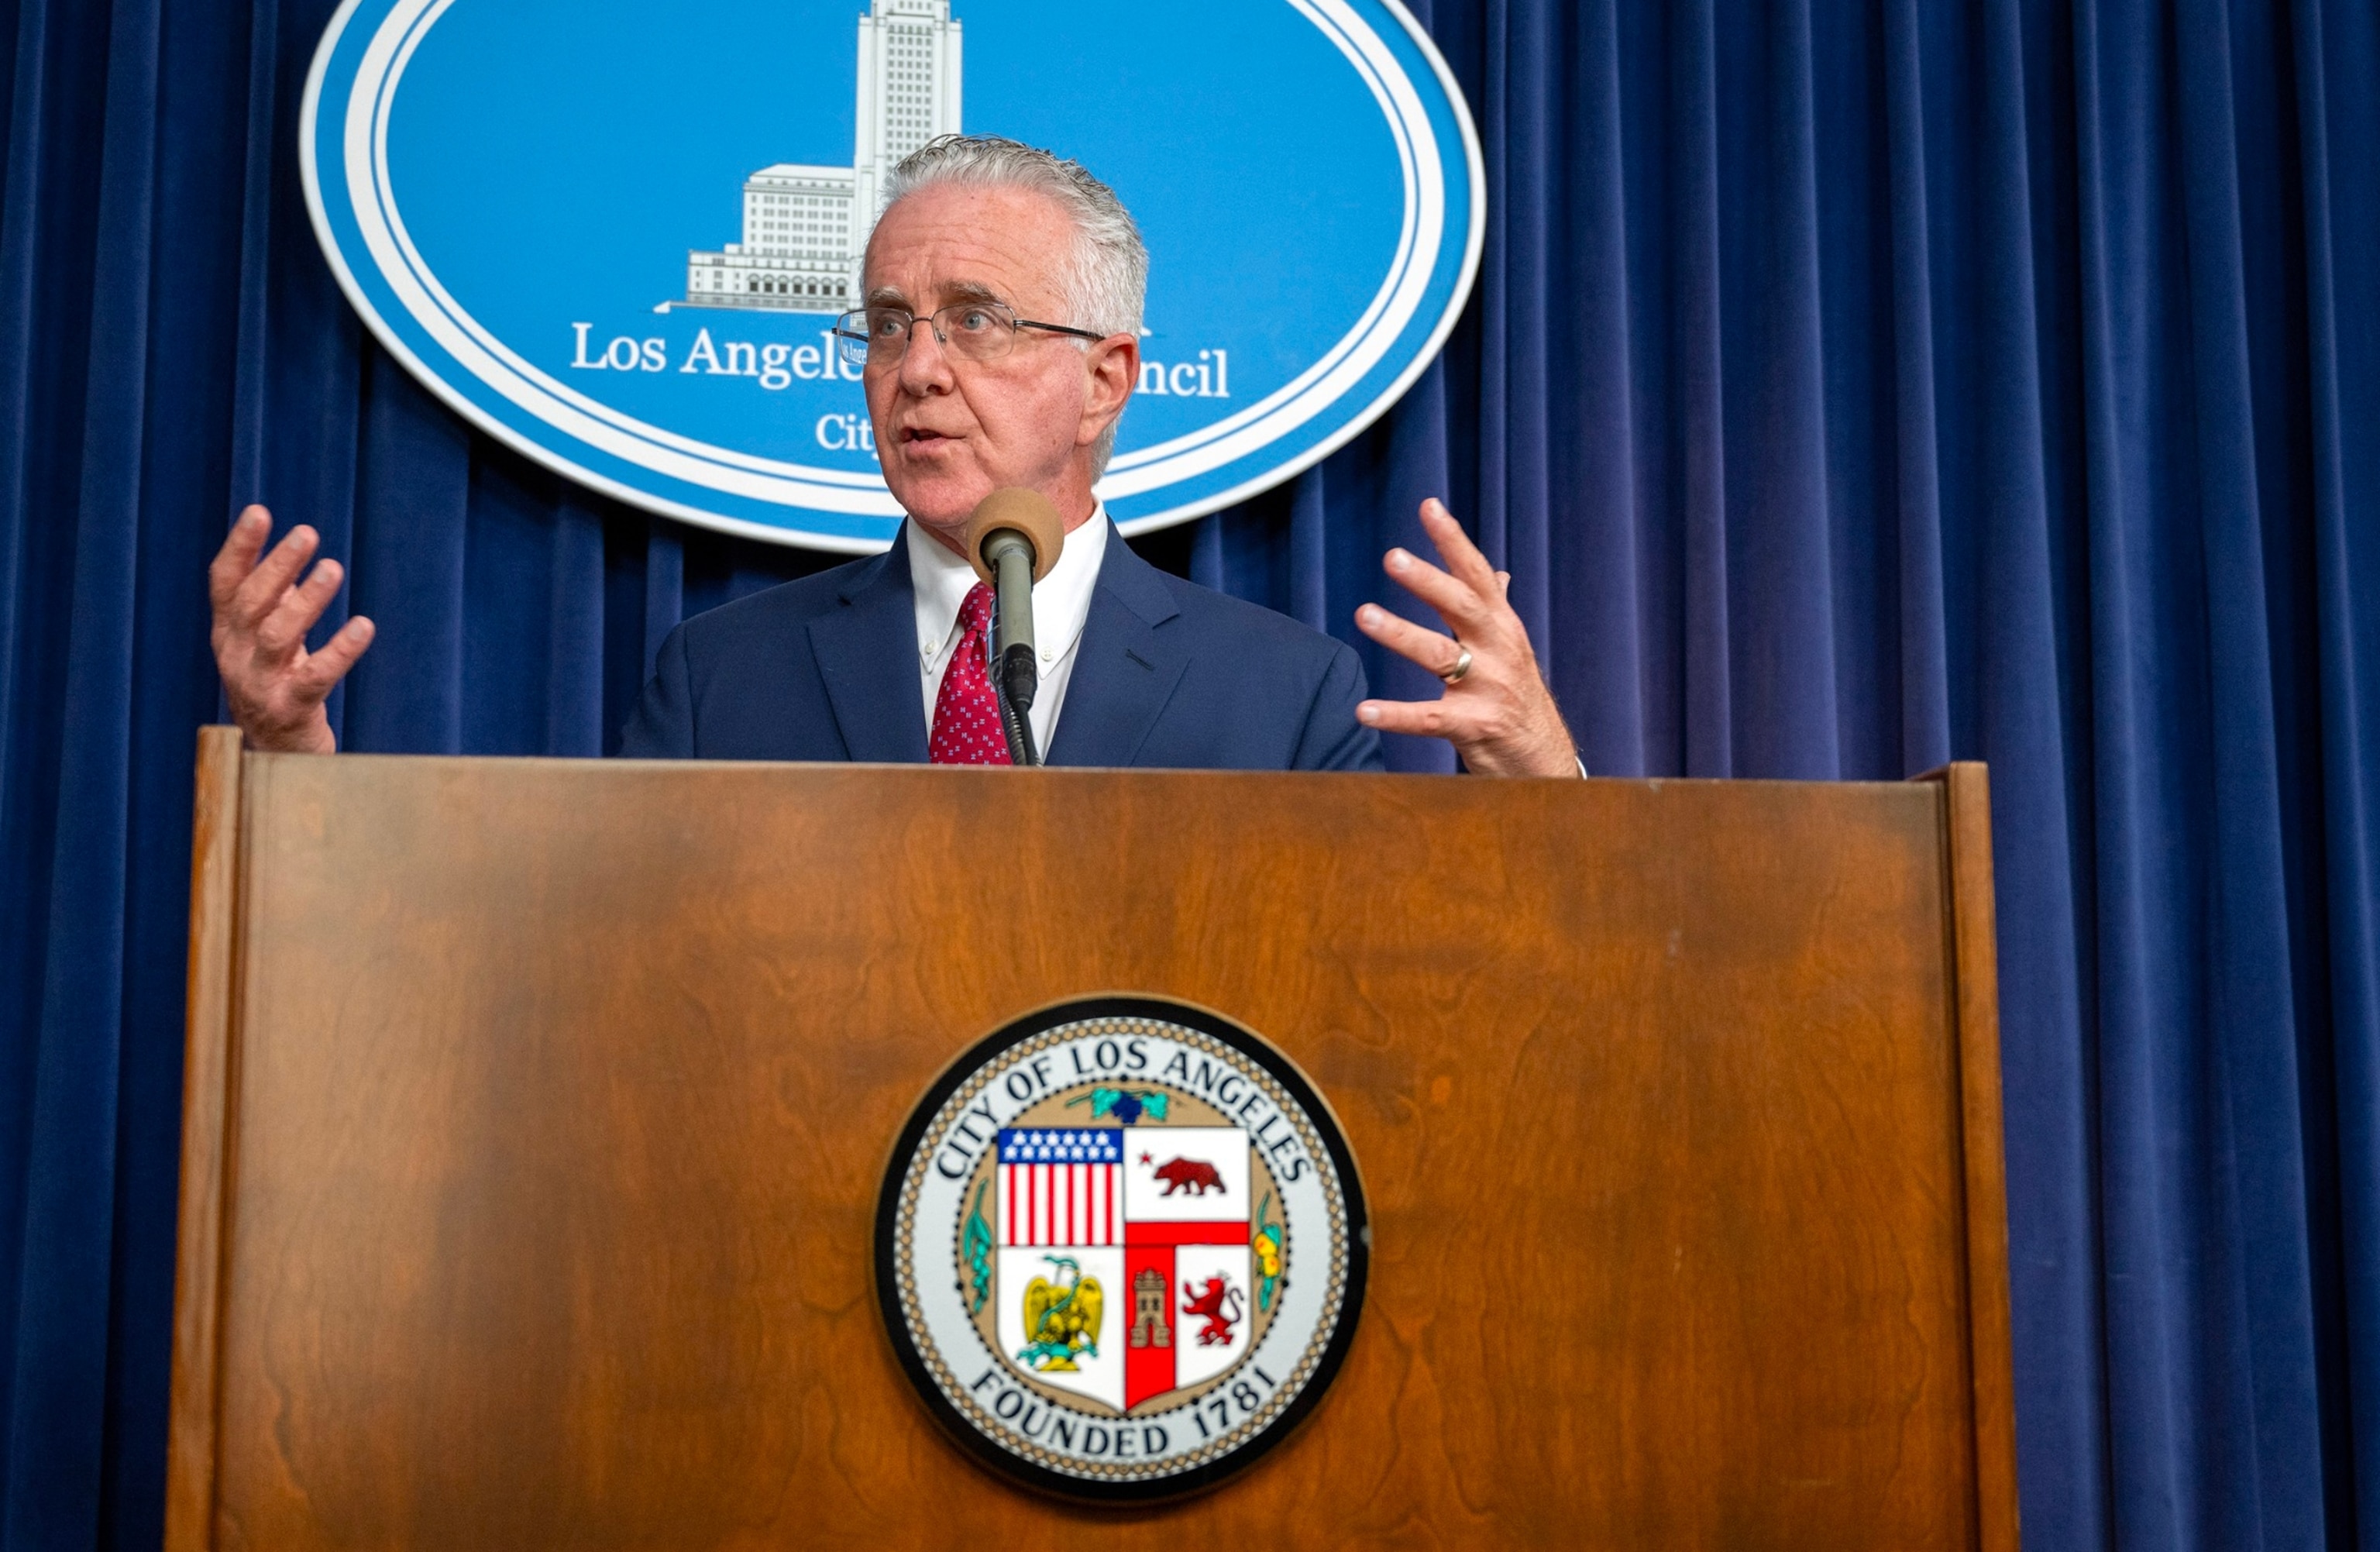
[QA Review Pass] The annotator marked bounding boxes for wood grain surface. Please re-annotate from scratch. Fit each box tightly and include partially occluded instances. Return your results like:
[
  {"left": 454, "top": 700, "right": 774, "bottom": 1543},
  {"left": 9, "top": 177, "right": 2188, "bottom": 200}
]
[{"left": 172, "top": 746, "right": 2014, "bottom": 1550}]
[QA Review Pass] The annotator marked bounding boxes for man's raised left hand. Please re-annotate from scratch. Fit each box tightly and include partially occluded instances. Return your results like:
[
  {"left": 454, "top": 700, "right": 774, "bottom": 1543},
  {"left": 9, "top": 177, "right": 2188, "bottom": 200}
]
[{"left": 1353, "top": 498, "right": 1580, "bottom": 778}]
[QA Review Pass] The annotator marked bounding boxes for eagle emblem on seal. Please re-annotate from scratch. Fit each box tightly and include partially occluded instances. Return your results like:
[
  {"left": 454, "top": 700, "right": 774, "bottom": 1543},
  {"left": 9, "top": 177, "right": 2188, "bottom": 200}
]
[{"left": 1016, "top": 1256, "right": 1104, "bottom": 1372}]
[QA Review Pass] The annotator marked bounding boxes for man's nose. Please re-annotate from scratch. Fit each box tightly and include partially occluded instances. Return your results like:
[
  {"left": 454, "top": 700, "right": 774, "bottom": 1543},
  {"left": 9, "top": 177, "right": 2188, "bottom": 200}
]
[{"left": 897, "top": 318, "right": 957, "bottom": 393}]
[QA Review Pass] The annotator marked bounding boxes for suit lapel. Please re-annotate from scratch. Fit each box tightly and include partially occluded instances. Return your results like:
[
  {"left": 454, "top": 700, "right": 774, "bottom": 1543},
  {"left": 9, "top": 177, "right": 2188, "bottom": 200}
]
[
  {"left": 1047, "top": 539, "right": 1188, "bottom": 769},
  {"left": 807, "top": 541, "right": 930, "bottom": 763}
]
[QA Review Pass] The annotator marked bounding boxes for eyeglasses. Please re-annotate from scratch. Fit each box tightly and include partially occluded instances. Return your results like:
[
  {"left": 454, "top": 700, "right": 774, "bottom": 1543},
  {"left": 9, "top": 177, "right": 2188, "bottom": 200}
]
[{"left": 831, "top": 301, "right": 1106, "bottom": 370}]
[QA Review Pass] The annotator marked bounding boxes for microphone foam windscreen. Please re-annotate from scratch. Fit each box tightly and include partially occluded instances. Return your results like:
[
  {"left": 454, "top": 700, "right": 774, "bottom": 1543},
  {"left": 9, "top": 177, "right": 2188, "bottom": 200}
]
[{"left": 960, "top": 488, "right": 1065, "bottom": 587}]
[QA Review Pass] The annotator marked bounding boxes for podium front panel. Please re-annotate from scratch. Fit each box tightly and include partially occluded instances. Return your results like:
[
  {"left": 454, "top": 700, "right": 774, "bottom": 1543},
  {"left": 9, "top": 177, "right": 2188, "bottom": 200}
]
[{"left": 170, "top": 741, "right": 2014, "bottom": 1550}]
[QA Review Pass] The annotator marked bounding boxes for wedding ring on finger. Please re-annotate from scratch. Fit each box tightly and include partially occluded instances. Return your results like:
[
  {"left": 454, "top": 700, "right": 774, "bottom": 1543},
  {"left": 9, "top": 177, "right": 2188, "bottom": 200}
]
[{"left": 1442, "top": 646, "right": 1474, "bottom": 685}]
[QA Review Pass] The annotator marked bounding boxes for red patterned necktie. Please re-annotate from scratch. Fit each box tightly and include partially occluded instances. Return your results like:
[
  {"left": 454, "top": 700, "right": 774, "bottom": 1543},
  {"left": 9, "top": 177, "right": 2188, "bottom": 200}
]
[{"left": 929, "top": 582, "right": 1013, "bottom": 765}]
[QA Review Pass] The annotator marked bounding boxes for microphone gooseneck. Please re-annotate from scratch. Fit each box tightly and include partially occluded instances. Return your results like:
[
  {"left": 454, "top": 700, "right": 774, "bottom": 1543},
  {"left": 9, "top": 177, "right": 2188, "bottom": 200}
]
[
  {"left": 982, "top": 527, "right": 1041, "bottom": 766},
  {"left": 958, "top": 489, "right": 1066, "bottom": 768}
]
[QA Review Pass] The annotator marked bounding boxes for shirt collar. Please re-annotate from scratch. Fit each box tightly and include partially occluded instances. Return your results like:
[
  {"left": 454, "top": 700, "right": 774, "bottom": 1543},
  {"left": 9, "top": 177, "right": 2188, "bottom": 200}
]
[{"left": 906, "top": 502, "right": 1111, "bottom": 664}]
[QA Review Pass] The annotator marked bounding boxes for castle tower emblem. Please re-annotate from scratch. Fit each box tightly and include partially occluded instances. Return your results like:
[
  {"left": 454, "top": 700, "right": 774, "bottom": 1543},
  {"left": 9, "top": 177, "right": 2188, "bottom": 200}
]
[
  {"left": 685, "top": 0, "right": 963, "bottom": 313},
  {"left": 1129, "top": 1267, "right": 1172, "bottom": 1350}
]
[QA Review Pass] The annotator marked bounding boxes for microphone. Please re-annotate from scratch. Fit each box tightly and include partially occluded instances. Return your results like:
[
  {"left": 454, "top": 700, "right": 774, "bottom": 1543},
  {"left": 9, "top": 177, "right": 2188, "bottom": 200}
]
[{"left": 959, "top": 489, "right": 1064, "bottom": 766}]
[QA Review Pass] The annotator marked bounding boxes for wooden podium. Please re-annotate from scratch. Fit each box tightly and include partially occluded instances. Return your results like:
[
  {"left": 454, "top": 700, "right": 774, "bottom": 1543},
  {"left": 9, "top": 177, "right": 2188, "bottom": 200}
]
[{"left": 167, "top": 728, "right": 2017, "bottom": 1550}]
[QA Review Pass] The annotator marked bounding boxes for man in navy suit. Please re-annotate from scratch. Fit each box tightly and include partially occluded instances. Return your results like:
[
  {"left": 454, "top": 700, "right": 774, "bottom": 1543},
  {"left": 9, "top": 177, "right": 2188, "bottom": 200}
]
[{"left": 208, "top": 138, "right": 1579, "bottom": 779}]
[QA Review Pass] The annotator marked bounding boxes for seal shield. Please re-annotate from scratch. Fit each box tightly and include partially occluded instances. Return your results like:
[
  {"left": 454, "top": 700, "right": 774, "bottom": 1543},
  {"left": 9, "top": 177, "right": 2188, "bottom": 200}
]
[{"left": 875, "top": 996, "right": 1367, "bottom": 1501}]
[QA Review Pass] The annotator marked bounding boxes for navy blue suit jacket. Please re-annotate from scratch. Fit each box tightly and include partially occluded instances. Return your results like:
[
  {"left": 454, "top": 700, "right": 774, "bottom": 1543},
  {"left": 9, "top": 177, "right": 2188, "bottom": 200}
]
[{"left": 617, "top": 528, "right": 1384, "bottom": 770}]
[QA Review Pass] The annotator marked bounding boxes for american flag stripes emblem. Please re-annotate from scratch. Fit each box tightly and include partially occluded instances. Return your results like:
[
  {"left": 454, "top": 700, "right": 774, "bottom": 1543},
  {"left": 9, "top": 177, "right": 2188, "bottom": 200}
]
[{"left": 998, "top": 1128, "right": 1123, "bottom": 1247}]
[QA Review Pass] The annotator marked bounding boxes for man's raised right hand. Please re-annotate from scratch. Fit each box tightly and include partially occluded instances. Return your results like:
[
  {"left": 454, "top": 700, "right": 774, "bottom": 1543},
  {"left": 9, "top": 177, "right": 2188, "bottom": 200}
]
[{"left": 208, "top": 504, "right": 375, "bottom": 753}]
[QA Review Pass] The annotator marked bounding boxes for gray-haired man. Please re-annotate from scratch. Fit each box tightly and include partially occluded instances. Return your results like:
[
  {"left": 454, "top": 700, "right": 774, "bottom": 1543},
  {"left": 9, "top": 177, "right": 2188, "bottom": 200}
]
[{"left": 210, "top": 136, "right": 1578, "bottom": 776}]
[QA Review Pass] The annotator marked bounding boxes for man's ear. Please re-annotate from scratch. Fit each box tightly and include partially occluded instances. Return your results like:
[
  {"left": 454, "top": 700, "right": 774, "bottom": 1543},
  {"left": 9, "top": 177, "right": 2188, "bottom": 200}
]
[{"left": 1077, "top": 334, "right": 1139, "bottom": 450}]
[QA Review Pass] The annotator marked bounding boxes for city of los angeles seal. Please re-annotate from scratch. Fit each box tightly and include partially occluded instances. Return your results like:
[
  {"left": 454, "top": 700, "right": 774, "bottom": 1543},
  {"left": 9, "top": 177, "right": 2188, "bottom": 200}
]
[{"left": 875, "top": 996, "right": 1368, "bottom": 1502}]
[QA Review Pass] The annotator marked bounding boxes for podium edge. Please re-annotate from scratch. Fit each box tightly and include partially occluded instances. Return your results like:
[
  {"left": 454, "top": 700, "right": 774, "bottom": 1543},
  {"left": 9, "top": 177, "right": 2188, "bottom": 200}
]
[{"left": 167, "top": 727, "right": 245, "bottom": 1552}]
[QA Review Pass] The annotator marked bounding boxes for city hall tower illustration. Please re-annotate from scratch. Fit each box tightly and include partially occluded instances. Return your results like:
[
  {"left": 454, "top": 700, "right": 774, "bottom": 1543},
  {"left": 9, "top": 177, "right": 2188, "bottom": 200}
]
[{"left": 686, "top": 0, "right": 962, "bottom": 313}]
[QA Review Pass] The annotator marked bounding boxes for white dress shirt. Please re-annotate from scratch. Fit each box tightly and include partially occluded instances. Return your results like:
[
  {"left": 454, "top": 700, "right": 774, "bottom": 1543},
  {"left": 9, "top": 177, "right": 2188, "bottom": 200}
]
[{"left": 908, "top": 506, "right": 1109, "bottom": 756}]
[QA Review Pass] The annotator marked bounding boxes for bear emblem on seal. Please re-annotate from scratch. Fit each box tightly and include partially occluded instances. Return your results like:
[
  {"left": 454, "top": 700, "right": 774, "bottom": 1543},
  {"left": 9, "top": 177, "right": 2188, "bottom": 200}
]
[{"left": 1150, "top": 1156, "right": 1226, "bottom": 1196}]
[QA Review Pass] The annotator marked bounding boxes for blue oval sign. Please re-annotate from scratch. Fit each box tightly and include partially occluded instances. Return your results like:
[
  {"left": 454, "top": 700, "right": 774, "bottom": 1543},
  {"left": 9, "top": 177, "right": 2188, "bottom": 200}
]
[{"left": 301, "top": 0, "right": 1483, "bottom": 551}]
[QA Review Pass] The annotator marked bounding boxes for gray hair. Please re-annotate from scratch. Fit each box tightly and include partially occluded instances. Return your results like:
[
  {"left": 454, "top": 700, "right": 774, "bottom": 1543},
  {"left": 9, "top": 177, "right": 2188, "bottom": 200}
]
[{"left": 876, "top": 135, "right": 1147, "bottom": 473}]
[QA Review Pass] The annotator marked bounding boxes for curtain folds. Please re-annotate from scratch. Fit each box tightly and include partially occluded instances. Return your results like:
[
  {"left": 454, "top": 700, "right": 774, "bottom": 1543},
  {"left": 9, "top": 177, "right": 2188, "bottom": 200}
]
[{"left": 0, "top": 0, "right": 2371, "bottom": 1546}]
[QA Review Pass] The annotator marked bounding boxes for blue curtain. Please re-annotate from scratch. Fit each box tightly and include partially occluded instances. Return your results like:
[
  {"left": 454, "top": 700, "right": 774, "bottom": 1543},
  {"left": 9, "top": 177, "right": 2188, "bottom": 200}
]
[{"left": 1, "top": 0, "right": 2372, "bottom": 1545}]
